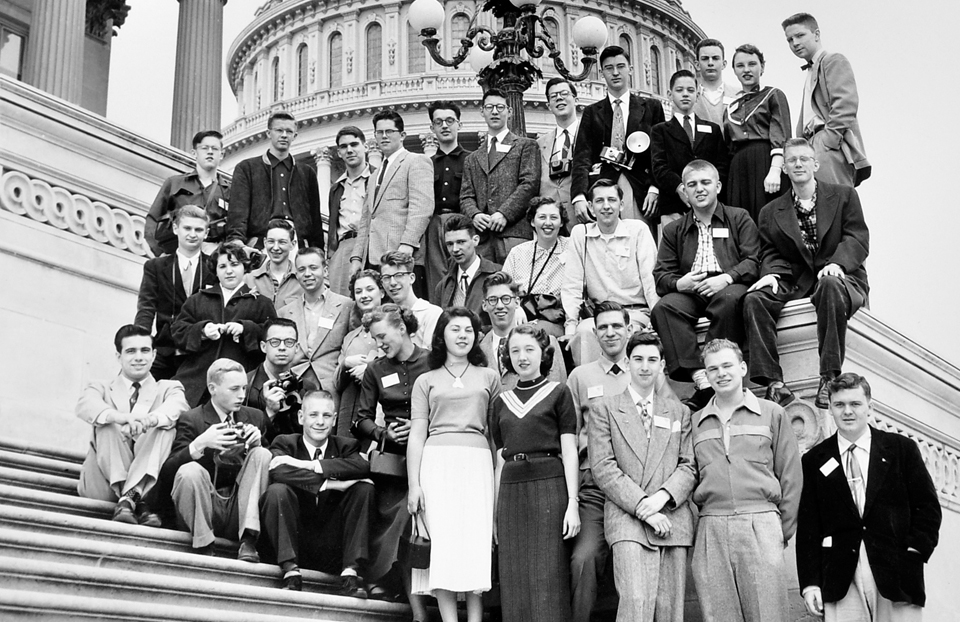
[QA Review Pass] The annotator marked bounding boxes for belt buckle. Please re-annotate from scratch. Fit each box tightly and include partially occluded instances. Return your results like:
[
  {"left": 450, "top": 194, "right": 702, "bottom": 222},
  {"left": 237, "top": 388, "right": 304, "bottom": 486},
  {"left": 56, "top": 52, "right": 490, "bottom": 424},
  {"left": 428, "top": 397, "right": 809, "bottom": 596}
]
[{"left": 513, "top": 453, "right": 527, "bottom": 461}]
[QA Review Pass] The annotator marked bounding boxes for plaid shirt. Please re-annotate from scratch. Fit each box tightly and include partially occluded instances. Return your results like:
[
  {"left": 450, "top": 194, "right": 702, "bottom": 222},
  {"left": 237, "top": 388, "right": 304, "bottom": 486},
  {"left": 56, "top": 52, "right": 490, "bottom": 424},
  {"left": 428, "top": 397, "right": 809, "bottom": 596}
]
[
  {"left": 691, "top": 217, "right": 723, "bottom": 274},
  {"left": 793, "top": 185, "right": 819, "bottom": 254}
]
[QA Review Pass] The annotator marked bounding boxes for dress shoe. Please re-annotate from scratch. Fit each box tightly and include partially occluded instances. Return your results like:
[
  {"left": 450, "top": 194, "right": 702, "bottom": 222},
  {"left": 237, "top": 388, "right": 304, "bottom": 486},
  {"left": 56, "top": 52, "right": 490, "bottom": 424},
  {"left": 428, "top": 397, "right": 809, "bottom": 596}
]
[
  {"left": 237, "top": 538, "right": 260, "bottom": 563},
  {"left": 368, "top": 584, "right": 400, "bottom": 602},
  {"left": 683, "top": 387, "right": 715, "bottom": 412},
  {"left": 135, "top": 502, "right": 161, "bottom": 528},
  {"left": 764, "top": 382, "right": 796, "bottom": 407},
  {"left": 281, "top": 573, "right": 303, "bottom": 591},
  {"left": 192, "top": 543, "right": 215, "bottom": 556},
  {"left": 815, "top": 376, "right": 833, "bottom": 409},
  {"left": 340, "top": 574, "right": 368, "bottom": 599},
  {"left": 112, "top": 493, "right": 138, "bottom": 524}
]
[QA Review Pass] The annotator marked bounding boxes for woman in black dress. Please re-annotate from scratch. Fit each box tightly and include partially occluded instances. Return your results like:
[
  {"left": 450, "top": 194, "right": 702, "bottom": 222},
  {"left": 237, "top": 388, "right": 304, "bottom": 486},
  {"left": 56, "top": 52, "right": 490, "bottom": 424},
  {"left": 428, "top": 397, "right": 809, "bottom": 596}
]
[{"left": 491, "top": 324, "right": 581, "bottom": 622}]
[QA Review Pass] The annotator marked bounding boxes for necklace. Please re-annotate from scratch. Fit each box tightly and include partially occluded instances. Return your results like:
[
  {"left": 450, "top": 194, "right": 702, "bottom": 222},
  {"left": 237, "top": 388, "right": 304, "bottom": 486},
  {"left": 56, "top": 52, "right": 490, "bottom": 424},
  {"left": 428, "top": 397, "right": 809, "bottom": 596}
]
[{"left": 443, "top": 363, "right": 469, "bottom": 388}]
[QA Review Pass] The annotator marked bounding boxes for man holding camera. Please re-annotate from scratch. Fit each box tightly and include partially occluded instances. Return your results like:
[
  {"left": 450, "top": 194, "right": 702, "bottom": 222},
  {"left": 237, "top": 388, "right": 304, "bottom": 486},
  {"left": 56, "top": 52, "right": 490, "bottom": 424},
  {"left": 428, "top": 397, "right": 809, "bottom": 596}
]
[
  {"left": 246, "top": 318, "right": 321, "bottom": 442},
  {"left": 538, "top": 77, "right": 581, "bottom": 228},
  {"left": 158, "top": 359, "right": 271, "bottom": 559}
]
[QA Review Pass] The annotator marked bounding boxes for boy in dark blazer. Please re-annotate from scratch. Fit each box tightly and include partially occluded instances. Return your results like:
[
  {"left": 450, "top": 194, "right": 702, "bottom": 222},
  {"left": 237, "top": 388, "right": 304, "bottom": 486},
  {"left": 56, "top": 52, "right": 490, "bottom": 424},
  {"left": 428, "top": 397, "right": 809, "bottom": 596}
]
[{"left": 797, "top": 373, "right": 940, "bottom": 620}]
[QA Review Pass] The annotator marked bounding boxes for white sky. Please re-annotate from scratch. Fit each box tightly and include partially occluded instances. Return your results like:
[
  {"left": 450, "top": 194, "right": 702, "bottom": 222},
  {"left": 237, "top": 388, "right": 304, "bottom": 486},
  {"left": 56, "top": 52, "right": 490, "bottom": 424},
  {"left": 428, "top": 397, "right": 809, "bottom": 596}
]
[{"left": 107, "top": 0, "right": 960, "bottom": 365}]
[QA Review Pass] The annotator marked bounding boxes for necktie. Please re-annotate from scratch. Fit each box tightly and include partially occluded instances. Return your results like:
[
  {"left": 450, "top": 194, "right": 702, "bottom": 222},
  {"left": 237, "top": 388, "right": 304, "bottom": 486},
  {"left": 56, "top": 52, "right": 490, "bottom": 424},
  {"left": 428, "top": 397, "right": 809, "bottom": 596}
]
[
  {"left": 182, "top": 260, "right": 195, "bottom": 298},
  {"left": 129, "top": 381, "right": 141, "bottom": 413},
  {"left": 609, "top": 363, "right": 623, "bottom": 376},
  {"left": 453, "top": 274, "right": 468, "bottom": 306},
  {"left": 560, "top": 129, "right": 571, "bottom": 160},
  {"left": 374, "top": 157, "right": 388, "bottom": 199},
  {"left": 496, "top": 339, "right": 506, "bottom": 376},
  {"left": 611, "top": 99, "right": 625, "bottom": 150},
  {"left": 225, "top": 411, "right": 236, "bottom": 426},
  {"left": 488, "top": 136, "right": 498, "bottom": 169},
  {"left": 683, "top": 115, "right": 694, "bottom": 144},
  {"left": 639, "top": 400, "right": 652, "bottom": 438},
  {"left": 845, "top": 444, "right": 864, "bottom": 515}
]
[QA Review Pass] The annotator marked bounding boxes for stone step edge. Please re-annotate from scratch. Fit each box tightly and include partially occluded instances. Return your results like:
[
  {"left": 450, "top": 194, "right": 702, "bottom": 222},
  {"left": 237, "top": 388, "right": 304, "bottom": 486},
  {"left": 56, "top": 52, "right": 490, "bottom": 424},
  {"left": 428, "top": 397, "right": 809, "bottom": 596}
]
[
  {"left": 0, "top": 436, "right": 86, "bottom": 464},
  {"left": 0, "top": 465, "right": 79, "bottom": 495},
  {"left": 0, "top": 481, "right": 114, "bottom": 515},
  {"left": 0, "top": 448, "right": 83, "bottom": 478}
]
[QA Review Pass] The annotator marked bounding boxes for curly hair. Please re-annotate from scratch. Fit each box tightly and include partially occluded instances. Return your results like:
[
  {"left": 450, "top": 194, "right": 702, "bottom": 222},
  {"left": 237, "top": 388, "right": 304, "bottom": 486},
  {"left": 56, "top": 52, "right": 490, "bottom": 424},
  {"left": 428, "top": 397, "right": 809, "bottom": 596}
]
[
  {"left": 501, "top": 323, "right": 554, "bottom": 377},
  {"left": 361, "top": 303, "right": 419, "bottom": 338},
  {"left": 428, "top": 307, "right": 488, "bottom": 369}
]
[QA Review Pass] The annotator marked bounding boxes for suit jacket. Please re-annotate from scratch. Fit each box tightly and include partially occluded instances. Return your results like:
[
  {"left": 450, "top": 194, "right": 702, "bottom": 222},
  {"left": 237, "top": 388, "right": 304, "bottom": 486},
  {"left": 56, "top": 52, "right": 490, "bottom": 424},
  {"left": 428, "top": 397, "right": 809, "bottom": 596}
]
[
  {"left": 352, "top": 149, "right": 434, "bottom": 265},
  {"left": 571, "top": 93, "right": 666, "bottom": 202},
  {"left": 434, "top": 257, "right": 502, "bottom": 328},
  {"left": 650, "top": 116, "right": 729, "bottom": 216},
  {"left": 797, "top": 427, "right": 941, "bottom": 606},
  {"left": 278, "top": 290, "right": 354, "bottom": 394},
  {"left": 480, "top": 331, "right": 567, "bottom": 391},
  {"left": 245, "top": 364, "right": 321, "bottom": 442},
  {"left": 589, "top": 389, "right": 696, "bottom": 548},
  {"left": 268, "top": 433, "right": 371, "bottom": 496},
  {"left": 654, "top": 203, "right": 760, "bottom": 295},
  {"left": 76, "top": 375, "right": 188, "bottom": 429},
  {"left": 460, "top": 131, "right": 541, "bottom": 241},
  {"left": 801, "top": 51, "right": 871, "bottom": 184},
  {"left": 537, "top": 126, "right": 576, "bottom": 227},
  {"left": 135, "top": 253, "right": 217, "bottom": 352},
  {"left": 756, "top": 181, "right": 869, "bottom": 308}
]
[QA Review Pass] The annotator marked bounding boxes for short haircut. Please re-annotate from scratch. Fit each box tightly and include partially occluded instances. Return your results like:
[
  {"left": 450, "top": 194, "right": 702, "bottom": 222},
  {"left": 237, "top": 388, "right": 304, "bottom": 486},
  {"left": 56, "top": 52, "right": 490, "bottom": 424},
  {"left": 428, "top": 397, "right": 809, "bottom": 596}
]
[
  {"left": 428, "top": 100, "right": 462, "bottom": 120},
  {"left": 526, "top": 196, "right": 570, "bottom": 230},
  {"left": 209, "top": 241, "right": 250, "bottom": 274},
  {"left": 600, "top": 45, "right": 629, "bottom": 65},
  {"left": 361, "top": 303, "right": 419, "bottom": 336},
  {"left": 482, "top": 88, "right": 507, "bottom": 106},
  {"left": 349, "top": 269, "right": 383, "bottom": 300},
  {"left": 268, "top": 111, "right": 297, "bottom": 129},
  {"left": 593, "top": 300, "right": 630, "bottom": 325},
  {"left": 191, "top": 130, "right": 223, "bottom": 149},
  {"left": 626, "top": 331, "right": 664, "bottom": 358},
  {"left": 695, "top": 38, "right": 725, "bottom": 57},
  {"left": 482, "top": 270, "right": 520, "bottom": 296},
  {"left": 669, "top": 69, "right": 697, "bottom": 90},
  {"left": 373, "top": 110, "right": 404, "bottom": 132},
  {"left": 681, "top": 159, "right": 719, "bottom": 181},
  {"left": 263, "top": 317, "right": 299, "bottom": 339},
  {"left": 336, "top": 125, "right": 366, "bottom": 144},
  {"left": 782, "top": 12, "right": 819, "bottom": 32},
  {"left": 302, "top": 389, "right": 335, "bottom": 407},
  {"left": 380, "top": 251, "right": 414, "bottom": 271},
  {"left": 501, "top": 324, "right": 554, "bottom": 376},
  {"left": 587, "top": 178, "right": 623, "bottom": 201},
  {"left": 700, "top": 338, "right": 744, "bottom": 364},
  {"left": 296, "top": 246, "right": 325, "bottom": 266},
  {"left": 443, "top": 213, "right": 478, "bottom": 237},
  {"left": 784, "top": 137, "right": 814, "bottom": 153},
  {"left": 206, "top": 358, "right": 245, "bottom": 386},
  {"left": 265, "top": 217, "right": 295, "bottom": 240},
  {"left": 428, "top": 308, "right": 488, "bottom": 369},
  {"left": 173, "top": 204, "right": 209, "bottom": 225},
  {"left": 733, "top": 43, "right": 765, "bottom": 67},
  {"left": 115, "top": 324, "right": 153, "bottom": 353},
  {"left": 545, "top": 76, "right": 577, "bottom": 99},
  {"left": 828, "top": 373, "right": 872, "bottom": 400}
]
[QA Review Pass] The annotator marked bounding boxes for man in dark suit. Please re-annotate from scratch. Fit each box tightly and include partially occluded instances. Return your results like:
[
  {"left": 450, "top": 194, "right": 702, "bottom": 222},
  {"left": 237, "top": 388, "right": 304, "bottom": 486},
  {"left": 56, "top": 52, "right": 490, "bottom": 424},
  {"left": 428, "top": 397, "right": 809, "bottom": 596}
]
[
  {"left": 797, "top": 373, "right": 941, "bottom": 620},
  {"left": 651, "top": 70, "right": 728, "bottom": 225},
  {"left": 744, "top": 138, "right": 869, "bottom": 409},
  {"left": 135, "top": 205, "right": 217, "bottom": 379},
  {"left": 434, "top": 215, "right": 501, "bottom": 327},
  {"left": 260, "top": 390, "right": 374, "bottom": 595},
  {"left": 460, "top": 88, "right": 540, "bottom": 264},
  {"left": 327, "top": 126, "right": 372, "bottom": 296},
  {"left": 158, "top": 358, "right": 271, "bottom": 559},
  {"left": 571, "top": 45, "right": 665, "bottom": 231}
]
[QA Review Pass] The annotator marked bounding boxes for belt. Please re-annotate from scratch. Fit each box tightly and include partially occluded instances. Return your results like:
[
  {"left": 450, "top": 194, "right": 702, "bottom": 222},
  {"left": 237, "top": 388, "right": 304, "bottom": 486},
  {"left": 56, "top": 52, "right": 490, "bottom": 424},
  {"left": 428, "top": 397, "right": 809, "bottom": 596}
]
[
  {"left": 339, "top": 230, "right": 358, "bottom": 243},
  {"left": 510, "top": 451, "right": 559, "bottom": 462}
]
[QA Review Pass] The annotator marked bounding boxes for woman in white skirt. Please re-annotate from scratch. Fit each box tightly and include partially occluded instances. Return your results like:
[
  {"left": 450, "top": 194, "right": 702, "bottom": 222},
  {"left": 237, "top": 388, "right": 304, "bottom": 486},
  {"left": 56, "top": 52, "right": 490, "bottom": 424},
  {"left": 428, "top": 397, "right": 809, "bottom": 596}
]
[{"left": 407, "top": 307, "right": 501, "bottom": 622}]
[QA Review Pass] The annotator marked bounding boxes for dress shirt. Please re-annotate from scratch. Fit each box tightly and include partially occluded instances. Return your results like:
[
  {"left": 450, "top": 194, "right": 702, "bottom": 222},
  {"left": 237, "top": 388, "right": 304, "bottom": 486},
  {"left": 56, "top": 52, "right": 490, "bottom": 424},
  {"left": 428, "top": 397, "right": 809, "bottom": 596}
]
[
  {"left": 456, "top": 255, "right": 482, "bottom": 289},
  {"left": 801, "top": 48, "right": 827, "bottom": 132},
  {"left": 488, "top": 129, "right": 510, "bottom": 152},
  {"left": 433, "top": 145, "right": 468, "bottom": 213},
  {"left": 177, "top": 250, "right": 200, "bottom": 296},
  {"left": 93, "top": 374, "right": 146, "bottom": 424},
  {"left": 836, "top": 429, "right": 871, "bottom": 498},
  {"left": 607, "top": 93, "right": 630, "bottom": 129},
  {"left": 335, "top": 166, "right": 371, "bottom": 239},
  {"left": 375, "top": 149, "right": 405, "bottom": 197},
  {"left": 302, "top": 290, "right": 328, "bottom": 345},
  {"left": 408, "top": 298, "right": 443, "bottom": 350},
  {"left": 673, "top": 112, "right": 697, "bottom": 142},
  {"left": 303, "top": 437, "right": 329, "bottom": 461},
  {"left": 220, "top": 283, "right": 244, "bottom": 306},
  {"left": 551, "top": 120, "right": 580, "bottom": 161},
  {"left": 267, "top": 151, "right": 294, "bottom": 219},
  {"left": 247, "top": 260, "right": 302, "bottom": 304},
  {"left": 724, "top": 86, "right": 792, "bottom": 156},
  {"left": 627, "top": 385, "right": 655, "bottom": 437}
]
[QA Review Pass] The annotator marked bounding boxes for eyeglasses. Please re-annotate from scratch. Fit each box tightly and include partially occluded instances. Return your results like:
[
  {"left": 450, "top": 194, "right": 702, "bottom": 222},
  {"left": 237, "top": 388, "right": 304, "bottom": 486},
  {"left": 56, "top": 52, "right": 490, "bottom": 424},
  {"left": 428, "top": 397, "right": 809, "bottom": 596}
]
[
  {"left": 265, "top": 338, "right": 297, "bottom": 348},
  {"left": 785, "top": 156, "right": 815, "bottom": 165},
  {"left": 432, "top": 118, "right": 460, "bottom": 127},
  {"left": 484, "top": 295, "right": 516, "bottom": 307},
  {"left": 548, "top": 90, "right": 573, "bottom": 101},
  {"left": 195, "top": 145, "right": 222, "bottom": 152},
  {"left": 482, "top": 104, "right": 507, "bottom": 113},
  {"left": 380, "top": 271, "right": 413, "bottom": 283},
  {"left": 374, "top": 129, "right": 401, "bottom": 138}
]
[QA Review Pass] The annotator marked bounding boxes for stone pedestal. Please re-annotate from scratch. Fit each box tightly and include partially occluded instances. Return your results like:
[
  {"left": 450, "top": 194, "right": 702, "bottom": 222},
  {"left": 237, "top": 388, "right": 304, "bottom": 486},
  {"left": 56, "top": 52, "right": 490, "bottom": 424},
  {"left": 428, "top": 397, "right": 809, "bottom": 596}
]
[
  {"left": 171, "top": 0, "right": 225, "bottom": 150},
  {"left": 313, "top": 147, "right": 333, "bottom": 235},
  {"left": 23, "top": 0, "right": 85, "bottom": 105}
]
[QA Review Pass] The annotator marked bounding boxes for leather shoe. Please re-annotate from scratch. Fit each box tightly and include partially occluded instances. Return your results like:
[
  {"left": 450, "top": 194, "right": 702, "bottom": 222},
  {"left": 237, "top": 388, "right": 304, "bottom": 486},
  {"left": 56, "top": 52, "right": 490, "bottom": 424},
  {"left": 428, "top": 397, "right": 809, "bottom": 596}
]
[
  {"left": 135, "top": 502, "right": 161, "bottom": 528},
  {"left": 340, "top": 574, "right": 368, "bottom": 599},
  {"left": 368, "top": 584, "right": 401, "bottom": 602},
  {"left": 112, "top": 495, "right": 138, "bottom": 524},
  {"left": 683, "top": 387, "right": 715, "bottom": 412},
  {"left": 815, "top": 376, "right": 832, "bottom": 409},
  {"left": 281, "top": 573, "right": 303, "bottom": 591},
  {"left": 192, "top": 543, "right": 215, "bottom": 556},
  {"left": 764, "top": 382, "right": 796, "bottom": 407},
  {"left": 238, "top": 539, "right": 260, "bottom": 563}
]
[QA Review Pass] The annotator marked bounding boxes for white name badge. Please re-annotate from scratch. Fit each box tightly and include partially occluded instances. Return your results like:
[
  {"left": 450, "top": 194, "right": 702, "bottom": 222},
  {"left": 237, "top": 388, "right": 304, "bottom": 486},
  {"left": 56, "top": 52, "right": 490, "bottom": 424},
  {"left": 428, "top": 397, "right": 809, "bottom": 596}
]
[
  {"left": 696, "top": 124, "right": 713, "bottom": 133},
  {"left": 218, "top": 198, "right": 227, "bottom": 209},
  {"left": 382, "top": 373, "right": 400, "bottom": 388},
  {"left": 672, "top": 420, "right": 681, "bottom": 433},
  {"left": 822, "top": 536, "right": 833, "bottom": 548},
  {"left": 713, "top": 228, "right": 730, "bottom": 239},
  {"left": 317, "top": 316, "right": 335, "bottom": 330},
  {"left": 495, "top": 142, "right": 512, "bottom": 153},
  {"left": 820, "top": 457, "right": 840, "bottom": 477},
  {"left": 586, "top": 385, "right": 604, "bottom": 399},
  {"left": 653, "top": 415, "right": 671, "bottom": 429}
]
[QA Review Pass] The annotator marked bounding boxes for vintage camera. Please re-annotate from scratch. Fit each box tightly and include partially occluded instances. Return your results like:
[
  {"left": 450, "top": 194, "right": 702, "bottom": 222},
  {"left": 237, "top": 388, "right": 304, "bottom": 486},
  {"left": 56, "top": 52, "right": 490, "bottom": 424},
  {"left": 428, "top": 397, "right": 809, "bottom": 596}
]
[
  {"left": 276, "top": 370, "right": 303, "bottom": 409},
  {"left": 600, "top": 146, "right": 636, "bottom": 171},
  {"left": 549, "top": 157, "right": 572, "bottom": 180}
]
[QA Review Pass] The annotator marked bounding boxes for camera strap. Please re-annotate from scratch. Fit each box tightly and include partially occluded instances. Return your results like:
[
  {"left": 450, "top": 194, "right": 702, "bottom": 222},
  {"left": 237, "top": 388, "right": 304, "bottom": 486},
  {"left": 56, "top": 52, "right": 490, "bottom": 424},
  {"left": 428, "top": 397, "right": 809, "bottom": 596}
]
[{"left": 527, "top": 241, "right": 558, "bottom": 295}]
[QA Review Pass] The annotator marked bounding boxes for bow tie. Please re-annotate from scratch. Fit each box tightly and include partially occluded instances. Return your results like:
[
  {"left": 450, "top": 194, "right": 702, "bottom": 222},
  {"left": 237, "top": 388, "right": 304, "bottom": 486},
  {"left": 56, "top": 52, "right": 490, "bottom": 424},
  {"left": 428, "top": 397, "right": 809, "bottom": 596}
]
[{"left": 801, "top": 62, "right": 813, "bottom": 71}]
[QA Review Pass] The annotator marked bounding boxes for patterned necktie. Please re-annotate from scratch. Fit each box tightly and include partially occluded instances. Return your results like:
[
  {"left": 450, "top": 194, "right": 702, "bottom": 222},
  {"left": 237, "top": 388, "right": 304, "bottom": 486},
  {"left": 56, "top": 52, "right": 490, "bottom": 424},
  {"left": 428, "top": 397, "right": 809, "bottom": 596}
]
[
  {"left": 182, "top": 260, "right": 195, "bottom": 298},
  {"left": 488, "top": 136, "right": 498, "bottom": 169},
  {"left": 129, "top": 381, "right": 141, "bottom": 413},
  {"left": 453, "top": 274, "right": 468, "bottom": 306},
  {"left": 639, "top": 400, "right": 652, "bottom": 438},
  {"left": 683, "top": 115, "right": 694, "bottom": 144},
  {"left": 561, "top": 129, "right": 571, "bottom": 160},
  {"left": 845, "top": 444, "right": 864, "bottom": 515},
  {"left": 496, "top": 338, "right": 506, "bottom": 376},
  {"left": 611, "top": 99, "right": 625, "bottom": 150}
]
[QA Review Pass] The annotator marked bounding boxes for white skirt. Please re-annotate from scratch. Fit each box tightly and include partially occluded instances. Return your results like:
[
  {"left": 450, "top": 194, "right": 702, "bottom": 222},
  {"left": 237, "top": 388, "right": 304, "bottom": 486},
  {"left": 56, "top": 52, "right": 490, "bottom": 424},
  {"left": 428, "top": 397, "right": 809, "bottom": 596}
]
[{"left": 411, "top": 443, "right": 494, "bottom": 595}]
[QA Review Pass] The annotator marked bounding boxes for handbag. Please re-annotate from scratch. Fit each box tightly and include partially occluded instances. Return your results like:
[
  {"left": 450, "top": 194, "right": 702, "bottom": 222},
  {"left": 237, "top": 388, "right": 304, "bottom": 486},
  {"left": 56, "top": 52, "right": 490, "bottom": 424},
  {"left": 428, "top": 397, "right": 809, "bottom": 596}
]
[
  {"left": 398, "top": 513, "right": 431, "bottom": 570},
  {"left": 368, "top": 435, "right": 407, "bottom": 480}
]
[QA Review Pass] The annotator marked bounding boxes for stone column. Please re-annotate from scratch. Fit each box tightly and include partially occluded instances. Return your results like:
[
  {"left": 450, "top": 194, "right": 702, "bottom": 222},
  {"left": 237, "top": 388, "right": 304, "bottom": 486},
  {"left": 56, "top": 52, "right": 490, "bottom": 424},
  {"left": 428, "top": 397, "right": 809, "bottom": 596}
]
[
  {"left": 312, "top": 147, "right": 333, "bottom": 237},
  {"left": 171, "top": 0, "right": 225, "bottom": 151},
  {"left": 23, "top": 0, "right": 85, "bottom": 104}
]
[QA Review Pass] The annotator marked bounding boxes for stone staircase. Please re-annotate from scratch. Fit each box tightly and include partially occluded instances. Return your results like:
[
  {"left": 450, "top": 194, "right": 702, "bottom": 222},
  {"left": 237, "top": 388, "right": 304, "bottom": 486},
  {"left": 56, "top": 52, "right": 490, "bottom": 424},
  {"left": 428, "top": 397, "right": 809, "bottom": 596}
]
[{"left": 0, "top": 438, "right": 410, "bottom": 621}]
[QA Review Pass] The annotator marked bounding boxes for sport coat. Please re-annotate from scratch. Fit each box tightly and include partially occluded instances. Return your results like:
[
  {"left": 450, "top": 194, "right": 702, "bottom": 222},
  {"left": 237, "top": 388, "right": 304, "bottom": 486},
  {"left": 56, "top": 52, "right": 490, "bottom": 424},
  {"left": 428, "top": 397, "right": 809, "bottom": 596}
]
[
  {"left": 571, "top": 93, "right": 666, "bottom": 203},
  {"left": 460, "top": 131, "right": 541, "bottom": 241},
  {"left": 756, "top": 180, "right": 869, "bottom": 307},
  {"left": 589, "top": 389, "right": 696, "bottom": 548},
  {"left": 654, "top": 203, "right": 760, "bottom": 295},
  {"left": 135, "top": 253, "right": 217, "bottom": 353},
  {"left": 268, "top": 433, "right": 371, "bottom": 496},
  {"left": 650, "top": 116, "right": 729, "bottom": 216},
  {"left": 797, "top": 427, "right": 941, "bottom": 606},
  {"left": 537, "top": 126, "right": 576, "bottom": 227},
  {"left": 278, "top": 290, "right": 354, "bottom": 393},
  {"left": 76, "top": 375, "right": 188, "bottom": 429},
  {"left": 352, "top": 149, "right": 434, "bottom": 265},
  {"left": 434, "top": 256, "right": 502, "bottom": 328},
  {"left": 801, "top": 51, "right": 871, "bottom": 184}
]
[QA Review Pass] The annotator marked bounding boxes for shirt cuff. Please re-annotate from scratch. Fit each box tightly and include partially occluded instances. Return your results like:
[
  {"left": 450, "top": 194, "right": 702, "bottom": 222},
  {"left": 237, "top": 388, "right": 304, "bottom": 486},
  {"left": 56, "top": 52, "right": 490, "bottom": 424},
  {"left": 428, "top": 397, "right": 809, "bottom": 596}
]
[
  {"left": 647, "top": 186, "right": 659, "bottom": 195},
  {"left": 94, "top": 409, "right": 117, "bottom": 425},
  {"left": 188, "top": 441, "right": 203, "bottom": 461},
  {"left": 319, "top": 480, "right": 328, "bottom": 492},
  {"left": 801, "top": 586, "right": 820, "bottom": 598},
  {"left": 572, "top": 194, "right": 587, "bottom": 204}
]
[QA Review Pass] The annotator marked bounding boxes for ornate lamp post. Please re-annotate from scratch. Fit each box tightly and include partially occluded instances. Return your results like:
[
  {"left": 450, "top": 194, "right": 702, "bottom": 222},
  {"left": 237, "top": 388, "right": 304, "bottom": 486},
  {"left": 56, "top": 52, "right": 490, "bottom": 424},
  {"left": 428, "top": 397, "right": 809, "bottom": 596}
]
[{"left": 408, "top": 0, "right": 608, "bottom": 135}]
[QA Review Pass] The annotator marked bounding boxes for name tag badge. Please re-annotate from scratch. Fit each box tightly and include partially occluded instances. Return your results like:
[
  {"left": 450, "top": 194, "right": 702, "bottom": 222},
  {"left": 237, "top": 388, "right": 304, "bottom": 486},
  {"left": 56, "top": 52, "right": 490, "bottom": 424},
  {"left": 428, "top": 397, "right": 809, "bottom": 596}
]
[
  {"left": 218, "top": 198, "right": 227, "bottom": 209},
  {"left": 589, "top": 163, "right": 603, "bottom": 176},
  {"left": 587, "top": 385, "right": 604, "bottom": 399},
  {"left": 317, "top": 316, "right": 335, "bottom": 330},
  {"left": 653, "top": 415, "right": 671, "bottom": 429},
  {"left": 696, "top": 124, "right": 713, "bottom": 134},
  {"left": 672, "top": 419, "right": 681, "bottom": 433},
  {"left": 495, "top": 142, "right": 511, "bottom": 153},
  {"left": 822, "top": 536, "right": 833, "bottom": 548},
  {"left": 382, "top": 373, "right": 400, "bottom": 388},
  {"left": 713, "top": 228, "right": 730, "bottom": 239},
  {"left": 820, "top": 457, "right": 840, "bottom": 477}
]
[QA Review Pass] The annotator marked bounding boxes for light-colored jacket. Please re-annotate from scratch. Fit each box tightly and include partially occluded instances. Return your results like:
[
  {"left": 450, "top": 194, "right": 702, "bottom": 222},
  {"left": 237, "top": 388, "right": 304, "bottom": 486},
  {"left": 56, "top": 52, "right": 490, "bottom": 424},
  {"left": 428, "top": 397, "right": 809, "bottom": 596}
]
[
  {"left": 279, "top": 290, "right": 355, "bottom": 393},
  {"left": 76, "top": 375, "right": 188, "bottom": 429}
]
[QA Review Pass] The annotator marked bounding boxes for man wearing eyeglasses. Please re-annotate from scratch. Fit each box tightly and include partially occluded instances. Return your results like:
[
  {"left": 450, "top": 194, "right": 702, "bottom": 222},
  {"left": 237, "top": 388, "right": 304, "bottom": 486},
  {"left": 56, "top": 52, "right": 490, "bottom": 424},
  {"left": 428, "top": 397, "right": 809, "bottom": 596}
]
[
  {"left": 461, "top": 88, "right": 541, "bottom": 264},
  {"left": 379, "top": 251, "right": 442, "bottom": 350},
  {"left": 538, "top": 78, "right": 581, "bottom": 228},
  {"left": 743, "top": 138, "right": 869, "bottom": 410},
  {"left": 227, "top": 112, "right": 323, "bottom": 251},
  {"left": 245, "top": 317, "right": 320, "bottom": 442},
  {"left": 145, "top": 130, "right": 231, "bottom": 257},
  {"left": 424, "top": 101, "right": 472, "bottom": 302}
]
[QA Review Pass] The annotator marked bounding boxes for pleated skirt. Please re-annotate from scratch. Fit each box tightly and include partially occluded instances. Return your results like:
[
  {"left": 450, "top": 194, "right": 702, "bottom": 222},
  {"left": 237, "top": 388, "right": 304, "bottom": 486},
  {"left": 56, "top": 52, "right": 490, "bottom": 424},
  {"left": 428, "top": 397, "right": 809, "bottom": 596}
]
[
  {"left": 728, "top": 139, "right": 787, "bottom": 221},
  {"left": 497, "top": 458, "right": 572, "bottom": 622}
]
